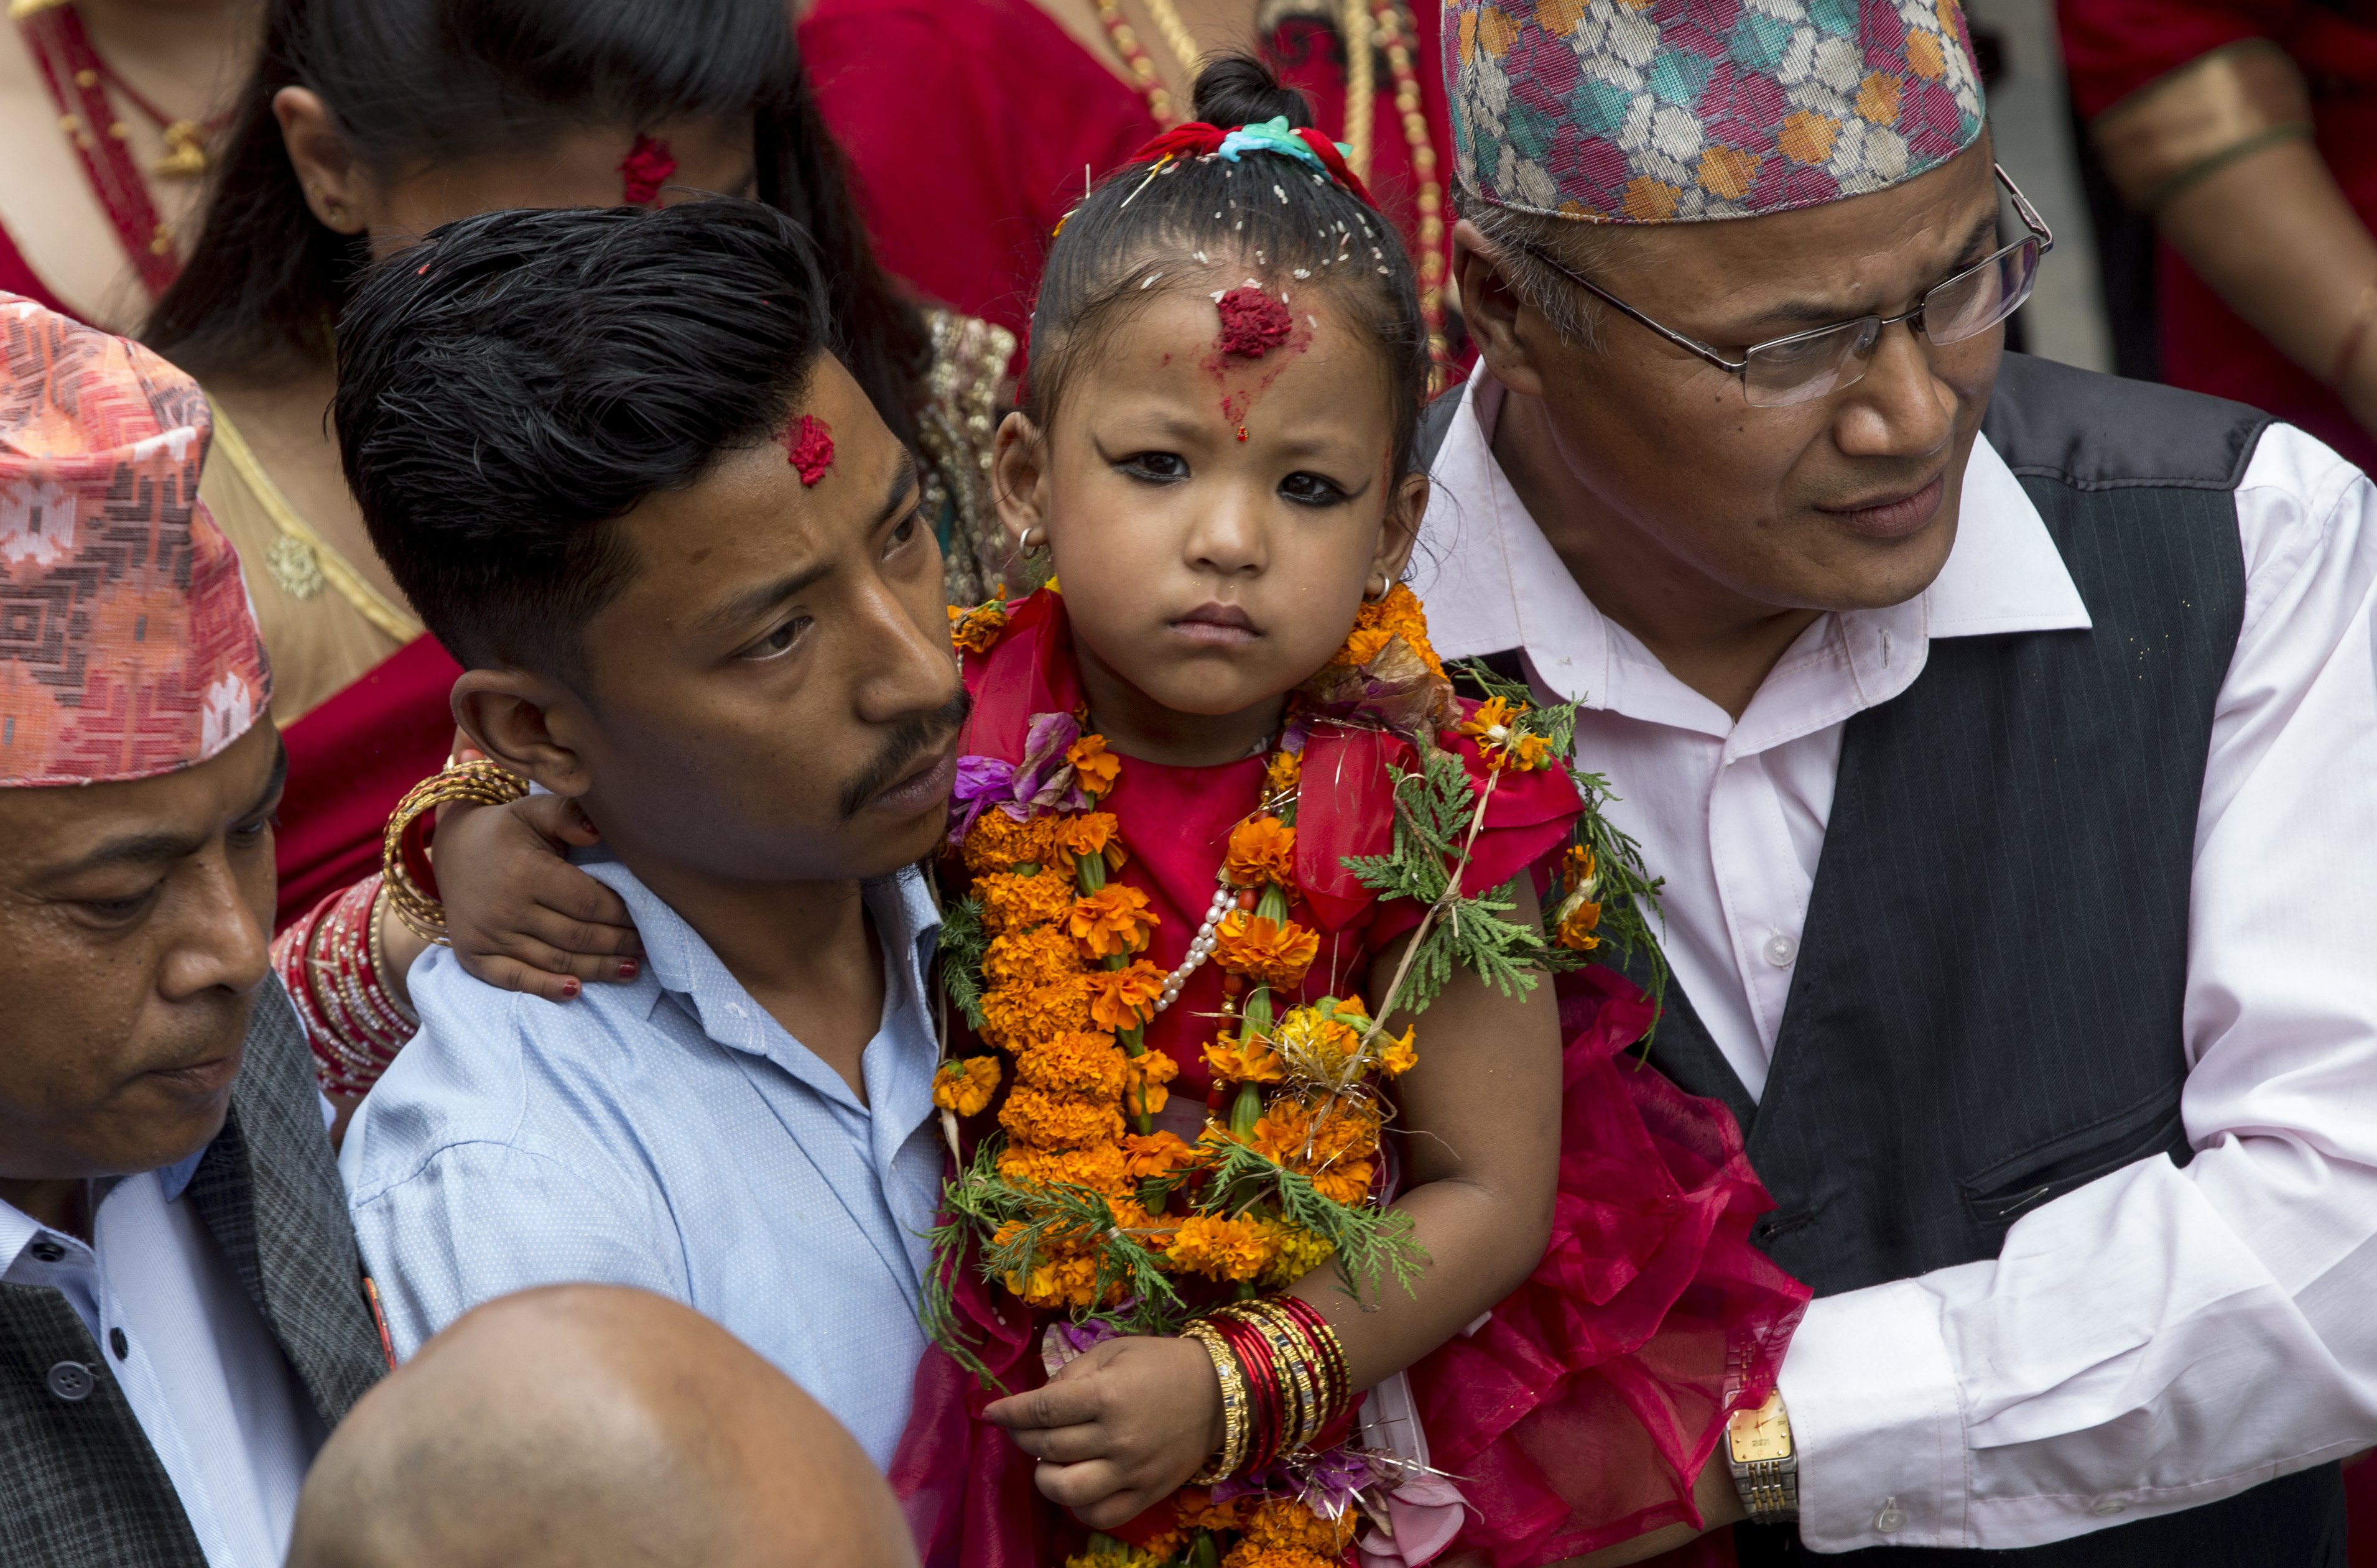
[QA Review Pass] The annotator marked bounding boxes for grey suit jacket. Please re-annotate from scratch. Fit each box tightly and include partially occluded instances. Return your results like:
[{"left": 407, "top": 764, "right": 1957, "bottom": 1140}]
[{"left": 0, "top": 981, "right": 389, "bottom": 1567}]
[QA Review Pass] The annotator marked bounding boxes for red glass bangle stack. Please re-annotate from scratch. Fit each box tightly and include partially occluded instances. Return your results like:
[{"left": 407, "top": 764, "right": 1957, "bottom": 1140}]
[
  {"left": 1182, "top": 1296, "right": 1352, "bottom": 1482},
  {"left": 273, "top": 873, "right": 417, "bottom": 1098}
]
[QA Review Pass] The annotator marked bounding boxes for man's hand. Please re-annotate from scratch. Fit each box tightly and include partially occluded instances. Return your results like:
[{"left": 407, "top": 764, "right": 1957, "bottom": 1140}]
[{"left": 981, "top": 1335, "right": 1224, "bottom": 1529}]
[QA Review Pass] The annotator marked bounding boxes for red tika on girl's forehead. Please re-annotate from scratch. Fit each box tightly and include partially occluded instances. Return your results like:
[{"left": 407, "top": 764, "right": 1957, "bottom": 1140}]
[
  {"left": 785, "top": 414, "right": 835, "bottom": 485},
  {"left": 1214, "top": 287, "right": 1294, "bottom": 359}
]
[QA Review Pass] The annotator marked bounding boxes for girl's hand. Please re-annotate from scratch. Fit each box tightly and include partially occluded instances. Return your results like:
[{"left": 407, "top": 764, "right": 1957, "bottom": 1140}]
[
  {"left": 982, "top": 1335, "right": 1224, "bottom": 1529},
  {"left": 437, "top": 793, "right": 643, "bottom": 1003}
]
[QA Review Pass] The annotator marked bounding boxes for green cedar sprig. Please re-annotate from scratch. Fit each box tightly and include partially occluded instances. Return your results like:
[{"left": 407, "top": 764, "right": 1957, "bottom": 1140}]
[
  {"left": 1192, "top": 1134, "right": 1428, "bottom": 1308},
  {"left": 936, "top": 895, "right": 991, "bottom": 1030}
]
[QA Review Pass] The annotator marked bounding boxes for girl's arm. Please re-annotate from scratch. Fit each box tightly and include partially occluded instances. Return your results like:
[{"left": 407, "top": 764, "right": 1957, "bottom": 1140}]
[
  {"left": 985, "top": 879, "right": 1564, "bottom": 1528},
  {"left": 414, "top": 792, "right": 643, "bottom": 1001}
]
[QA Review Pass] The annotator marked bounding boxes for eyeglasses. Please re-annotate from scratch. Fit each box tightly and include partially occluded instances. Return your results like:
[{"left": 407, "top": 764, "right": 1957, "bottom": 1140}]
[{"left": 1520, "top": 163, "right": 2055, "bottom": 408}]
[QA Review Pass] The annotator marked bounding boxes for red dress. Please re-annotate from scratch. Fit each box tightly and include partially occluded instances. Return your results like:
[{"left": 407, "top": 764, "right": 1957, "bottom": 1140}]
[
  {"left": 798, "top": 0, "right": 1454, "bottom": 368},
  {"left": 2060, "top": 0, "right": 2377, "bottom": 472},
  {"left": 891, "top": 592, "right": 1807, "bottom": 1568}
]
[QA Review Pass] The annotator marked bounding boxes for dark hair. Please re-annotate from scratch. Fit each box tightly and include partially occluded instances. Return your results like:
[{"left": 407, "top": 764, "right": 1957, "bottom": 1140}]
[
  {"left": 145, "top": 0, "right": 924, "bottom": 447},
  {"left": 1024, "top": 56, "right": 1429, "bottom": 473},
  {"left": 332, "top": 201, "right": 837, "bottom": 676}
]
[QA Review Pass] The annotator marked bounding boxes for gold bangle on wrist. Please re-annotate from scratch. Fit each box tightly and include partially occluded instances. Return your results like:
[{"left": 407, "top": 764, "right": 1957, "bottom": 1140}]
[
  {"left": 1182, "top": 1320, "right": 1251, "bottom": 1484},
  {"left": 379, "top": 759, "right": 532, "bottom": 944}
]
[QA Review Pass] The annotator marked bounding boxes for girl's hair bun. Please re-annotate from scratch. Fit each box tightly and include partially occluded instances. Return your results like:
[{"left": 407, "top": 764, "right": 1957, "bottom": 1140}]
[{"left": 1188, "top": 53, "right": 1313, "bottom": 131}]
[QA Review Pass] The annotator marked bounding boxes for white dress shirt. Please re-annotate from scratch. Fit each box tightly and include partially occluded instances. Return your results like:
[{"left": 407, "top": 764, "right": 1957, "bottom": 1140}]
[
  {"left": 0, "top": 1153, "right": 326, "bottom": 1568},
  {"left": 1411, "top": 364, "right": 2377, "bottom": 1551}
]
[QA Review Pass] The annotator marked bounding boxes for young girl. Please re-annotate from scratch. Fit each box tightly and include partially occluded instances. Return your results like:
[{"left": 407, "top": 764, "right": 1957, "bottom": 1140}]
[{"left": 430, "top": 60, "right": 1804, "bottom": 1568}]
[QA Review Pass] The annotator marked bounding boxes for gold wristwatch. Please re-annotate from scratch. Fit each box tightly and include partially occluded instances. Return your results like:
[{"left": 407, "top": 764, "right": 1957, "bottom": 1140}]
[{"left": 1725, "top": 1389, "right": 1799, "bottom": 1524}]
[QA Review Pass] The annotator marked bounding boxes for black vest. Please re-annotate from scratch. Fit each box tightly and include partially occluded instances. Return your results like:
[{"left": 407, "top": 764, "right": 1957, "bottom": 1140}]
[{"left": 1433, "top": 355, "right": 2348, "bottom": 1565}]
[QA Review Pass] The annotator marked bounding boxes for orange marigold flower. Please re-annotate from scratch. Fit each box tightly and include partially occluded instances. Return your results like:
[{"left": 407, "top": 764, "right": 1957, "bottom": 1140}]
[
  {"left": 1237, "top": 1496, "right": 1359, "bottom": 1557},
  {"left": 1223, "top": 815, "right": 1297, "bottom": 888},
  {"left": 1121, "top": 1048, "right": 1177, "bottom": 1118},
  {"left": 1203, "top": 1032, "right": 1286, "bottom": 1084},
  {"left": 978, "top": 975, "right": 1095, "bottom": 1052},
  {"left": 1122, "top": 1130, "right": 1203, "bottom": 1184},
  {"left": 1308, "top": 1157, "right": 1376, "bottom": 1206},
  {"left": 1067, "top": 733, "right": 1121, "bottom": 797},
  {"left": 1375, "top": 1024, "right": 1418, "bottom": 1077},
  {"left": 1561, "top": 843, "right": 1598, "bottom": 892},
  {"left": 1087, "top": 960, "right": 1166, "bottom": 1031},
  {"left": 1330, "top": 583, "right": 1446, "bottom": 680},
  {"left": 1508, "top": 730, "right": 1557, "bottom": 770},
  {"left": 998, "top": 1141, "right": 1129, "bottom": 1194},
  {"left": 1175, "top": 1489, "right": 1248, "bottom": 1533},
  {"left": 1211, "top": 911, "right": 1320, "bottom": 990},
  {"left": 1014, "top": 1031, "right": 1127, "bottom": 1100},
  {"left": 1163, "top": 1212, "right": 1277, "bottom": 1283},
  {"left": 1050, "top": 812, "right": 1125, "bottom": 873},
  {"left": 946, "top": 600, "right": 1009, "bottom": 654},
  {"left": 1070, "top": 882, "right": 1158, "bottom": 959},
  {"left": 961, "top": 810, "right": 1057, "bottom": 876},
  {"left": 1251, "top": 1095, "right": 1383, "bottom": 1186},
  {"left": 1264, "top": 750, "right": 1302, "bottom": 804},
  {"left": 1271, "top": 1004, "right": 1364, "bottom": 1079},
  {"left": 930, "top": 1055, "right": 1000, "bottom": 1117},
  {"left": 999, "top": 1085, "right": 1126, "bottom": 1150},
  {"left": 997, "top": 1232, "right": 1109, "bottom": 1311},
  {"left": 975, "top": 868, "right": 1076, "bottom": 935},
  {"left": 1555, "top": 899, "right": 1603, "bottom": 952},
  {"left": 983, "top": 925, "right": 1082, "bottom": 990}
]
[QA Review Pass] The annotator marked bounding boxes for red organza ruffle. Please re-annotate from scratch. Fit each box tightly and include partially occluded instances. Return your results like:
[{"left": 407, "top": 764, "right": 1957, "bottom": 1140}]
[{"left": 1409, "top": 967, "right": 1809, "bottom": 1568}]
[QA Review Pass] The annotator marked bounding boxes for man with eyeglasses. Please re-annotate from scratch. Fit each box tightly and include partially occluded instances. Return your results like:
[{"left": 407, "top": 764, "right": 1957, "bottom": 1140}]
[{"left": 1412, "top": 1, "right": 2377, "bottom": 1564}]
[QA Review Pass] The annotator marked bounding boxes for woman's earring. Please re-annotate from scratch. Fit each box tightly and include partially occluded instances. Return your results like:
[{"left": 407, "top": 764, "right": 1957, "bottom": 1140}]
[
  {"left": 1019, "top": 524, "right": 1046, "bottom": 551},
  {"left": 1364, "top": 572, "right": 1390, "bottom": 601}
]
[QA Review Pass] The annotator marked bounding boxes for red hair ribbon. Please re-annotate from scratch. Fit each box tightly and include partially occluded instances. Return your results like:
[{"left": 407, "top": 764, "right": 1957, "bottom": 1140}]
[{"left": 1123, "top": 121, "right": 1376, "bottom": 209}]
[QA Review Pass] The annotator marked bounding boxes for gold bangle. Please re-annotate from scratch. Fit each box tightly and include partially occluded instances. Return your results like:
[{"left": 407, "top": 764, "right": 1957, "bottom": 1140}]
[
  {"left": 379, "top": 760, "right": 532, "bottom": 944},
  {"left": 1182, "top": 1321, "right": 1250, "bottom": 1485}
]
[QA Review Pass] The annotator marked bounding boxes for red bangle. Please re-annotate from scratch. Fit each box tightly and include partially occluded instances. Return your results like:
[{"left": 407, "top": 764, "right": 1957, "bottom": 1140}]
[{"left": 273, "top": 874, "right": 417, "bottom": 1098}]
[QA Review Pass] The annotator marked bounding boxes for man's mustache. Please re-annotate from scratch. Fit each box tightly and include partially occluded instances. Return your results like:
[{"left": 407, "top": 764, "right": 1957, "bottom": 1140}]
[{"left": 838, "top": 690, "right": 974, "bottom": 819}]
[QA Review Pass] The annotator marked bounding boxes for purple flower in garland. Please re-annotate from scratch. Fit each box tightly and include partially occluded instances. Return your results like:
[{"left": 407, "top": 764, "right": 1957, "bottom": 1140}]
[
  {"left": 947, "top": 712, "right": 1091, "bottom": 843},
  {"left": 948, "top": 757, "right": 1016, "bottom": 842}
]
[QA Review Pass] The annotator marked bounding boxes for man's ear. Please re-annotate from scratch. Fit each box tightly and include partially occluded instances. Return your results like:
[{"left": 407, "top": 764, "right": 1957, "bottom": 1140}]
[
  {"left": 991, "top": 411, "right": 1050, "bottom": 555},
  {"left": 1373, "top": 470, "right": 1430, "bottom": 587},
  {"left": 1453, "top": 219, "right": 1553, "bottom": 401},
  {"left": 451, "top": 671, "right": 592, "bottom": 799}
]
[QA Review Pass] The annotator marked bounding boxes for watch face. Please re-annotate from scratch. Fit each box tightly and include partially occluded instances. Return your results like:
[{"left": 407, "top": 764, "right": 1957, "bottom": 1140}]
[{"left": 1728, "top": 1398, "right": 1794, "bottom": 1463}]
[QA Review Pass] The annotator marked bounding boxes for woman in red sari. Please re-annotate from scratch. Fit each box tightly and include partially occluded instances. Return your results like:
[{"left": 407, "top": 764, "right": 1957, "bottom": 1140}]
[
  {"left": 799, "top": 0, "right": 1457, "bottom": 379},
  {"left": 141, "top": 0, "right": 1016, "bottom": 944}
]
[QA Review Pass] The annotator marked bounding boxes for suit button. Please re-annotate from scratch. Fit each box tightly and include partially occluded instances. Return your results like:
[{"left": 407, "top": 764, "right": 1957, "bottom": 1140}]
[
  {"left": 110, "top": 1329, "right": 129, "bottom": 1362},
  {"left": 46, "top": 1362, "right": 94, "bottom": 1401}
]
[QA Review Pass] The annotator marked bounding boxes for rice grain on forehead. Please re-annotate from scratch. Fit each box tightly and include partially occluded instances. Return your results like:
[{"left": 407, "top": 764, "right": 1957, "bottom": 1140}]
[{"left": 1024, "top": 56, "right": 1430, "bottom": 474}]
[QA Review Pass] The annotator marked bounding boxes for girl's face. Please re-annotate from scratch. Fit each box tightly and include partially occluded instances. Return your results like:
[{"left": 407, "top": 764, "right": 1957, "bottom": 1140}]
[{"left": 994, "top": 285, "right": 1427, "bottom": 764}]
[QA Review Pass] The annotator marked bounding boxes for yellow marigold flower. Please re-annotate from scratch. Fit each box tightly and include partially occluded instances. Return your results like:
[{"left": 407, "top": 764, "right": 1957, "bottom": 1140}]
[
  {"left": 976, "top": 868, "right": 1076, "bottom": 934},
  {"left": 1164, "top": 1213, "right": 1277, "bottom": 1283},
  {"left": 998, "top": 1141, "right": 1129, "bottom": 1194},
  {"left": 1070, "top": 881, "right": 1158, "bottom": 959},
  {"left": 1014, "top": 1031, "right": 1127, "bottom": 1100},
  {"left": 1263, "top": 746, "right": 1302, "bottom": 800},
  {"left": 1122, "top": 1130, "right": 1203, "bottom": 1183},
  {"left": 1562, "top": 843, "right": 1598, "bottom": 893},
  {"left": 1509, "top": 730, "right": 1557, "bottom": 770},
  {"left": 1067, "top": 733, "right": 1121, "bottom": 797},
  {"left": 960, "top": 810, "right": 1057, "bottom": 876},
  {"left": 999, "top": 1085, "right": 1126, "bottom": 1150},
  {"left": 1237, "top": 1496, "right": 1359, "bottom": 1556},
  {"left": 1271, "top": 1004, "right": 1363, "bottom": 1079},
  {"left": 1212, "top": 911, "right": 1320, "bottom": 990},
  {"left": 1257, "top": 1218, "right": 1337, "bottom": 1287},
  {"left": 930, "top": 1055, "right": 1000, "bottom": 1117},
  {"left": 1087, "top": 960, "right": 1166, "bottom": 1031},
  {"left": 1050, "top": 811, "right": 1125, "bottom": 873},
  {"left": 1122, "top": 1049, "right": 1177, "bottom": 1118},
  {"left": 1223, "top": 815, "right": 1297, "bottom": 888},
  {"left": 1459, "top": 694, "right": 1554, "bottom": 770},
  {"left": 983, "top": 925, "right": 1082, "bottom": 990},
  {"left": 946, "top": 600, "right": 1009, "bottom": 654},
  {"left": 1375, "top": 1024, "right": 1418, "bottom": 1077},
  {"left": 1203, "top": 1032, "right": 1286, "bottom": 1084}
]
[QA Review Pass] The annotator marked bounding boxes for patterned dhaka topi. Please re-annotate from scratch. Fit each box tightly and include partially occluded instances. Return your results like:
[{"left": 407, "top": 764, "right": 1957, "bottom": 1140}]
[
  {"left": 1446, "top": 0, "right": 1988, "bottom": 223},
  {"left": 0, "top": 293, "right": 271, "bottom": 787}
]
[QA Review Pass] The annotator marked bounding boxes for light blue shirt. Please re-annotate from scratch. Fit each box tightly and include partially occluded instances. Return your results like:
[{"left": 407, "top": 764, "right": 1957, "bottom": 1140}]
[
  {"left": 341, "top": 857, "right": 945, "bottom": 1468},
  {"left": 0, "top": 1151, "right": 325, "bottom": 1568}
]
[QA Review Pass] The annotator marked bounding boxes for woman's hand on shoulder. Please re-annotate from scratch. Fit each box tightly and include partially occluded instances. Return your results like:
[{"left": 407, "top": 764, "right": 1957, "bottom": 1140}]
[
  {"left": 981, "top": 1334, "right": 1224, "bottom": 1529},
  {"left": 437, "top": 793, "right": 642, "bottom": 1003}
]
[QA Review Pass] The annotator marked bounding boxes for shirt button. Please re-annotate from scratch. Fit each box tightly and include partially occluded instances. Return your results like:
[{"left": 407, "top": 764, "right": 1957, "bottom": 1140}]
[
  {"left": 109, "top": 1328, "right": 129, "bottom": 1362},
  {"left": 29, "top": 1240, "right": 64, "bottom": 1264},
  {"left": 45, "top": 1362, "right": 94, "bottom": 1401},
  {"left": 2091, "top": 1498, "right": 2127, "bottom": 1516},
  {"left": 1764, "top": 932, "right": 1798, "bottom": 967},
  {"left": 1875, "top": 1499, "right": 1907, "bottom": 1534}
]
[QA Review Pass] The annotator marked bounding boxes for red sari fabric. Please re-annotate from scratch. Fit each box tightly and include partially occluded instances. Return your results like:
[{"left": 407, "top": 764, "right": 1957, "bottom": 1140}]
[
  {"left": 2060, "top": 0, "right": 2377, "bottom": 472},
  {"left": 272, "top": 633, "right": 462, "bottom": 930},
  {"left": 891, "top": 591, "right": 1809, "bottom": 1568},
  {"left": 798, "top": 0, "right": 1455, "bottom": 371}
]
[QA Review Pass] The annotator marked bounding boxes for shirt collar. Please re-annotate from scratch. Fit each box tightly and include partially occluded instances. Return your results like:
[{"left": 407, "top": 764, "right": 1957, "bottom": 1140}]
[
  {"left": 1412, "top": 364, "right": 2092, "bottom": 739},
  {"left": 572, "top": 851, "right": 943, "bottom": 1116}
]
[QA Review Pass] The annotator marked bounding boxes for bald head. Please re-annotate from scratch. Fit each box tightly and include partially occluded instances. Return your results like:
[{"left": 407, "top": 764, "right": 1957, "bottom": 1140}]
[{"left": 287, "top": 1286, "right": 917, "bottom": 1568}]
